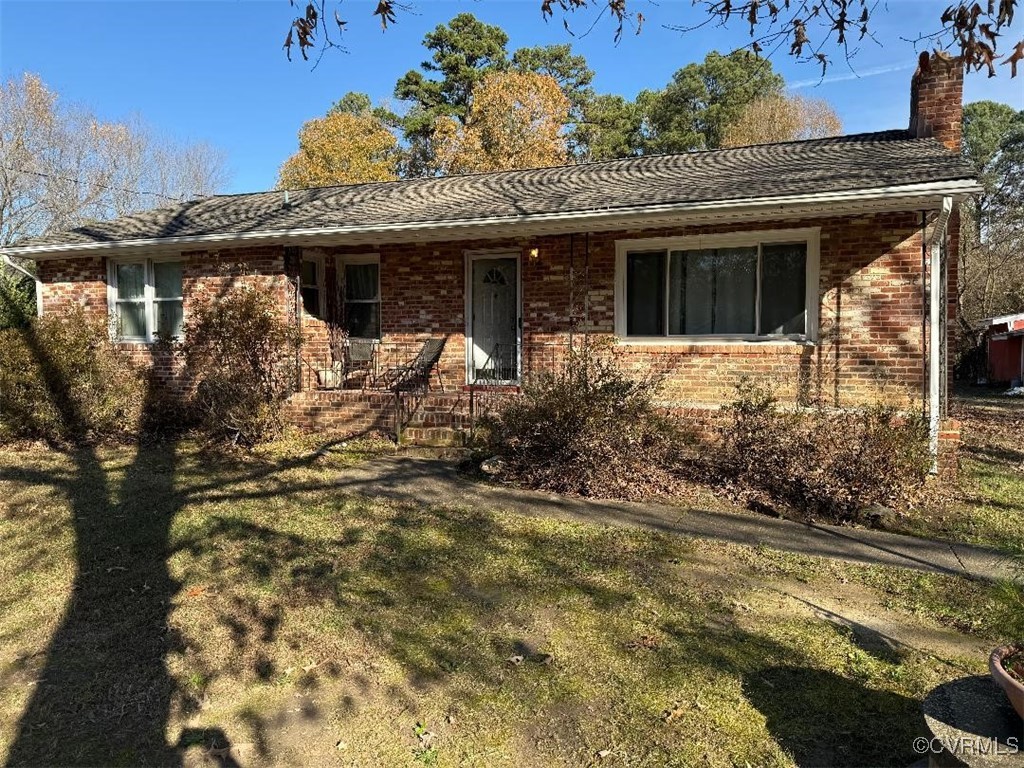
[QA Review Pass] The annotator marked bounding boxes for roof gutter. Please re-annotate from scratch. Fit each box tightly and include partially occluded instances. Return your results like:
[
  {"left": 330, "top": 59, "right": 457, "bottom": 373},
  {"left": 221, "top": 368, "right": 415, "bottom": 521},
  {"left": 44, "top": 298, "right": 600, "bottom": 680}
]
[{"left": 2, "top": 178, "right": 982, "bottom": 260}]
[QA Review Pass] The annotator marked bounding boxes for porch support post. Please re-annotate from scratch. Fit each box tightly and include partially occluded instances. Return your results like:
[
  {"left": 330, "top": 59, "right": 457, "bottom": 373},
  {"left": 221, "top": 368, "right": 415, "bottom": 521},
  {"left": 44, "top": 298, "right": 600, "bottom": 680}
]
[{"left": 927, "top": 196, "right": 953, "bottom": 472}]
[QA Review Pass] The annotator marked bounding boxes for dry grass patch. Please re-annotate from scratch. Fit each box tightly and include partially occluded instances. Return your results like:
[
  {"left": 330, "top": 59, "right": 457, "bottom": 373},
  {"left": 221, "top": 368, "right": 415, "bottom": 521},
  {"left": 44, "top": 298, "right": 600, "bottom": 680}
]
[{"left": 0, "top": 436, "right": 999, "bottom": 767}]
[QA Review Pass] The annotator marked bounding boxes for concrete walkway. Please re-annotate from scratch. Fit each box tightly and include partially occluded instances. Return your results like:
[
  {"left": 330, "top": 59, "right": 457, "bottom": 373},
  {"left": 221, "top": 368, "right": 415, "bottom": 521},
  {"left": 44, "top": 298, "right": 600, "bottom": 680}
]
[{"left": 333, "top": 454, "right": 1014, "bottom": 582}]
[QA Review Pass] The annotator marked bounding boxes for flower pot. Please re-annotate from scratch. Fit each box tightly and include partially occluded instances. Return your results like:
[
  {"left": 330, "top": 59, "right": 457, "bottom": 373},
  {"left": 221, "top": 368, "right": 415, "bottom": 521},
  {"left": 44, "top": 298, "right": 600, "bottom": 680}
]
[{"left": 989, "top": 645, "right": 1024, "bottom": 721}]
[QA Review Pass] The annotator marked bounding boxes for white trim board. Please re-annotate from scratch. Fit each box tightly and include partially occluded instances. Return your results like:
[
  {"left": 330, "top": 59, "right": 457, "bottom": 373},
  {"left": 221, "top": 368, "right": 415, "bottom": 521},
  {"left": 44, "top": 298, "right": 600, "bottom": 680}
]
[
  {"left": 464, "top": 249, "right": 522, "bottom": 385},
  {"left": 613, "top": 227, "right": 821, "bottom": 343},
  {"left": 336, "top": 252, "right": 382, "bottom": 340}
]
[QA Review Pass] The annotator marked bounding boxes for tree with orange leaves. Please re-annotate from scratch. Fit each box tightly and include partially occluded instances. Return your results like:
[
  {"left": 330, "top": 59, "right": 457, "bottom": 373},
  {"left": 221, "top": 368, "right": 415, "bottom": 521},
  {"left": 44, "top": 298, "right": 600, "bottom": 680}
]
[
  {"left": 277, "top": 110, "right": 400, "bottom": 188},
  {"left": 432, "top": 71, "right": 571, "bottom": 175}
]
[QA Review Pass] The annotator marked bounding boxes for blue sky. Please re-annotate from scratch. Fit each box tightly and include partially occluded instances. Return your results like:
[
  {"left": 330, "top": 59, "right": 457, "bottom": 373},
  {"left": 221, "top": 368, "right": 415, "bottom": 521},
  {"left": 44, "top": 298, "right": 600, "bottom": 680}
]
[{"left": 2, "top": 0, "right": 1022, "bottom": 194}]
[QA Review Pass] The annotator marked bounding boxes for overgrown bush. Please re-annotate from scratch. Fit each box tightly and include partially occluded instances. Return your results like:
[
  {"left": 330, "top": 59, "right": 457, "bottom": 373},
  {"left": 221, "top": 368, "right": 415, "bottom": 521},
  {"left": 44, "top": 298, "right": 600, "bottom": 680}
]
[
  {"left": 481, "top": 342, "right": 690, "bottom": 499},
  {"left": 181, "top": 285, "right": 300, "bottom": 446},
  {"left": 0, "top": 268, "right": 36, "bottom": 330},
  {"left": 717, "top": 378, "right": 931, "bottom": 522},
  {"left": 0, "top": 307, "right": 145, "bottom": 443}
]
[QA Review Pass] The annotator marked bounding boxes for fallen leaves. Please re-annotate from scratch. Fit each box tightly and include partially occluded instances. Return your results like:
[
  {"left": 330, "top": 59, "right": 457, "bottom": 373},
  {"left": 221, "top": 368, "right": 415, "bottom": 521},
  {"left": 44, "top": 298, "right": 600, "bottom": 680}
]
[
  {"left": 661, "top": 699, "right": 705, "bottom": 724},
  {"left": 624, "top": 634, "right": 661, "bottom": 652}
]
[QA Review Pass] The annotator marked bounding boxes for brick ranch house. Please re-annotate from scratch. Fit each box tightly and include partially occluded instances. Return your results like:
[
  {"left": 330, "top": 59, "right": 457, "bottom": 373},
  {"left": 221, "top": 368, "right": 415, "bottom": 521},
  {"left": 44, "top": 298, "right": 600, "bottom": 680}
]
[{"left": 2, "top": 55, "right": 978, "bottom": 469}]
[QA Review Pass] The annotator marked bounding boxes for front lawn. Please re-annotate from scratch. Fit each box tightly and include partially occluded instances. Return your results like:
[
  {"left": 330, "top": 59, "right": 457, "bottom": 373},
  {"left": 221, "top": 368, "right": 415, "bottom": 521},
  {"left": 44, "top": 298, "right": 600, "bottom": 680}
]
[
  {"left": 901, "top": 388, "right": 1024, "bottom": 552},
  {"left": 0, "top": 434, "right": 1005, "bottom": 767}
]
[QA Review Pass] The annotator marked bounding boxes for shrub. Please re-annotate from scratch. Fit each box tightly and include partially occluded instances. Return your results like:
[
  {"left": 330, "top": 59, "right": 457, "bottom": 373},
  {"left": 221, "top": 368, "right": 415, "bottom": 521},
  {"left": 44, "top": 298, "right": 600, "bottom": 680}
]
[
  {"left": 181, "top": 285, "right": 300, "bottom": 446},
  {"left": 0, "top": 307, "right": 145, "bottom": 443},
  {"left": 0, "top": 268, "right": 36, "bottom": 330},
  {"left": 480, "top": 342, "right": 690, "bottom": 500},
  {"left": 717, "top": 378, "right": 931, "bottom": 522}
]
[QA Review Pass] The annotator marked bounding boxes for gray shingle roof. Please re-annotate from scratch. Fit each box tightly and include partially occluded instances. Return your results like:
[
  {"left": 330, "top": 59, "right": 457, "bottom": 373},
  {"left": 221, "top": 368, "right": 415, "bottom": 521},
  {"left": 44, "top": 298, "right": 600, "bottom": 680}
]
[{"left": 9, "top": 130, "right": 976, "bottom": 251}]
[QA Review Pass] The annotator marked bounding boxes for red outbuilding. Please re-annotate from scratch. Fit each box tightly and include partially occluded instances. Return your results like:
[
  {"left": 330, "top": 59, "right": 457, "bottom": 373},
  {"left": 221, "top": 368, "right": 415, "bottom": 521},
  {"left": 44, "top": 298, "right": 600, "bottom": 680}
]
[{"left": 981, "top": 312, "right": 1024, "bottom": 386}]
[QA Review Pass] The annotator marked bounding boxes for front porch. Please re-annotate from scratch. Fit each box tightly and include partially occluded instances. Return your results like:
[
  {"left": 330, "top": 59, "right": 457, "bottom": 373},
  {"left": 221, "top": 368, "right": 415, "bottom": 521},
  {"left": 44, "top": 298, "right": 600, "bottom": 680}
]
[
  {"left": 283, "top": 386, "right": 526, "bottom": 445},
  {"left": 289, "top": 337, "right": 561, "bottom": 443}
]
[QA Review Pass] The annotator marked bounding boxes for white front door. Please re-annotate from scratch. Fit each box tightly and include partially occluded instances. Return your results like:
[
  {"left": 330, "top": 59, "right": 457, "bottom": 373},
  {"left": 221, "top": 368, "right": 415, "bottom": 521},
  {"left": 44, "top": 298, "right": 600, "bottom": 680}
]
[{"left": 469, "top": 256, "right": 519, "bottom": 382}]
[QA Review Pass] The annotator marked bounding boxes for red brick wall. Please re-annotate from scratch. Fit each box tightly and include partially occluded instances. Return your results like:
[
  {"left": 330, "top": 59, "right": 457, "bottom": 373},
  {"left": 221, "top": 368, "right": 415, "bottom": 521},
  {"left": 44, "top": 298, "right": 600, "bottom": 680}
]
[
  {"left": 304, "top": 213, "right": 930, "bottom": 409},
  {"left": 37, "top": 209, "right": 951, "bottom": 430},
  {"left": 909, "top": 52, "right": 964, "bottom": 152},
  {"left": 38, "top": 247, "right": 294, "bottom": 393},
  {"left": 282, "top": 390, "right": 481, "bottom": 444},
  {"left": 38, "top": 256, "right": 107, "bottom": 322}
]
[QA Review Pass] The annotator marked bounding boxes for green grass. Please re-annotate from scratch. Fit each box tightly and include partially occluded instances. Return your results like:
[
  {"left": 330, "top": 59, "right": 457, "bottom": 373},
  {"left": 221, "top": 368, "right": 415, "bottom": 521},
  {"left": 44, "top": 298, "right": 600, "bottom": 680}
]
[
  {"left": 899, "top": 389, "right": 1024, "bottom": 552},
  {"left": 0, "top": 432, "right": 1005, "bottom": 767}
]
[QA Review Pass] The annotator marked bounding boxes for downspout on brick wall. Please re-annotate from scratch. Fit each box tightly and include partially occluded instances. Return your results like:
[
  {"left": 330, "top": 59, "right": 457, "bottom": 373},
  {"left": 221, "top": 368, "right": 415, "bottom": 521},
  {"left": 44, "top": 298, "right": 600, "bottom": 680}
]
[
  {"left": 920, "top": 211, "right": 928, "bottom": 415},
  {"left": 928, "top": 197, "right": 953, "bottom": 472}
]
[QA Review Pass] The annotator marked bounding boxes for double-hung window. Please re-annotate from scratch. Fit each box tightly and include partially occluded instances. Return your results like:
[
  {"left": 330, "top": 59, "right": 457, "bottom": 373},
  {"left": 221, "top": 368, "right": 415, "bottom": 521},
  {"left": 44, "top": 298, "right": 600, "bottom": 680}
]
[
  {"left": 616, "top": 229, "right": 818, "bottom": 340},
  {"left": 109, "top": 259, "right": 184, "bottom": 342},
  {"left": 341, "top": 255, "right": 381, "bottom": 339},
  {"left": 300, "top": 257, "right": 323, "bottom": 318}
]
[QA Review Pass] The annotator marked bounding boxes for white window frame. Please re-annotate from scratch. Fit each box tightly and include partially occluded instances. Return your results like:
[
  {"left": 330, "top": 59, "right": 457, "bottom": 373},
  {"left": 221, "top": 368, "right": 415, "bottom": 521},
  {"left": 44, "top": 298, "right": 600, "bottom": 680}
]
[
  {"left": 338, "top": 253, "right": 381, "bottom": 340},
  {"left": 300, "top": 253, "right": 326, "bottom": 318},
  {"left": 464, "top": 248, "right": 523, "bottom": 385},
  {"left": 614, "top": 227, "right": 820, "bottom": 343},
  {"left": 106, "top": 256, "right": 185, "bottom": 343}
]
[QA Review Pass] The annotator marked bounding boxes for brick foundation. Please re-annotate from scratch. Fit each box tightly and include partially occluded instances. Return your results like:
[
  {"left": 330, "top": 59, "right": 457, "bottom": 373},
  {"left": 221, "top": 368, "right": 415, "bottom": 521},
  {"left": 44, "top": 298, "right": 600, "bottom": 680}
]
[
  {"left": 282, "top": 388, "right": 513, "bottom": 445},
  {"left": 937, "top": 418, "right": 961, "bottom": 478}
]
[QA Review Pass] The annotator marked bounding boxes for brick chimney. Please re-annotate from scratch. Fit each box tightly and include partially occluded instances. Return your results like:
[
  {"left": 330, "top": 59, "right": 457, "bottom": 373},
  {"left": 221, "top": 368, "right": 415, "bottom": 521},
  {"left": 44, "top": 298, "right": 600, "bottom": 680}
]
[{"left": 909, "top": 51, "right": 964, "bottom": 152}]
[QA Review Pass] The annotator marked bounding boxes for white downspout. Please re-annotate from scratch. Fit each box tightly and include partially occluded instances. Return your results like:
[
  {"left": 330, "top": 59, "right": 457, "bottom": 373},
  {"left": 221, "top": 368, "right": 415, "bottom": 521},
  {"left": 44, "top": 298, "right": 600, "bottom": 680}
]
[
  {"left": 927, "top": 196, "right": 953, "bottom": 472},
  {"left": 1, "top": 254, "right": 43, "bottom": 317}
]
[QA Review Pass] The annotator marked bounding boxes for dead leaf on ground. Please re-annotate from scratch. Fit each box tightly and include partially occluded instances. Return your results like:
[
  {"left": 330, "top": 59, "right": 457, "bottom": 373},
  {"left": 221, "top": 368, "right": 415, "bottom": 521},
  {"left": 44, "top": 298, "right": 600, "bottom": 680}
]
[
  {"left": 661, "top": 701, "right": 690, "bottom": 723},
  {"left": 625, "top": 635, "right": 660, "bottom": 651}
]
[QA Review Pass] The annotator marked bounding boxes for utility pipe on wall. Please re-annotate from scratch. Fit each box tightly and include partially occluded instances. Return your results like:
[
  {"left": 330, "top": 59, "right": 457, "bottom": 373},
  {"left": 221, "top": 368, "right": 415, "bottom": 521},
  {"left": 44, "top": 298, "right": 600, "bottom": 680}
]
[{"left": 926, "top": 196, "right": 953, "bottom": 471}]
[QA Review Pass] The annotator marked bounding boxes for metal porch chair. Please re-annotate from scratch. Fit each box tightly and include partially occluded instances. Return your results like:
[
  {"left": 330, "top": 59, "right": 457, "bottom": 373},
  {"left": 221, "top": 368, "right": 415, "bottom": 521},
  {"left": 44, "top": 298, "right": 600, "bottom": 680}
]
[{"left": 376, "top": 337, "right": 448, "bottom": 393}]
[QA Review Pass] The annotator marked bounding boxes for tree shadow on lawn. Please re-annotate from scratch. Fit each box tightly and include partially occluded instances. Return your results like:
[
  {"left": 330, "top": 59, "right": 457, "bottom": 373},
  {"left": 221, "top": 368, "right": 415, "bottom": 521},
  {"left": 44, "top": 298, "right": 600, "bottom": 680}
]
[
  {"left": 4, "top": 384, "right": 188, "bottom": 766},
  {"left": 171, "top": 492, "right": 942, "bottom": 766},
  {"left": 3, "top": 438, "right": 949, "bottom": 765},
  {"left": 744, "top": 666, "right": 919, "bottom": 767},
  {"left": 0, "top": 278, "right": 230, "bottom": 766},
  {"left": 660, "top": 615, "right": 927, "bottom": 767},
  {"left": 171, "top": 502, "right": 642, "bottom": 695}
]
